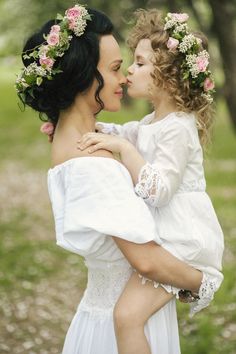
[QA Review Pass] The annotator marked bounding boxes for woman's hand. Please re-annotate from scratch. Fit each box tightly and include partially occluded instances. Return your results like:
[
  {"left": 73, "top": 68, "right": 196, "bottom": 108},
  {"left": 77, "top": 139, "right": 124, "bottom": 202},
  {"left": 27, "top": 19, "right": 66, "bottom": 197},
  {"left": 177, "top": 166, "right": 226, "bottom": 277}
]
[{"left": 77, "top": 132, "right": 131, "bottom": 155}]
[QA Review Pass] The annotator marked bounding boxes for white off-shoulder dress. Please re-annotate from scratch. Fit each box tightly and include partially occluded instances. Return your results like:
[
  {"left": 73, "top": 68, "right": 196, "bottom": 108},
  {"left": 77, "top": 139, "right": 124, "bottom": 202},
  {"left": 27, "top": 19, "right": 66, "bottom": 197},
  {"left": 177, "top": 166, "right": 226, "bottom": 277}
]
[
  {"left": 101, "top": 111, "right": 224, "bottom": 315},
  {"left": 48, "top": 157, "right": 181, "bottom": 354}
]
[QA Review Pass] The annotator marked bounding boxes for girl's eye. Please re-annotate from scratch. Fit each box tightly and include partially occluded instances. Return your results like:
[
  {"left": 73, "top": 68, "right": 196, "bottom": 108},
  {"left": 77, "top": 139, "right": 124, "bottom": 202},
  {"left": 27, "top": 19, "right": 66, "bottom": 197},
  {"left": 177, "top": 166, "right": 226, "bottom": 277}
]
[{"left": 113, "top": 66, "right": 121, "bottom": 72}]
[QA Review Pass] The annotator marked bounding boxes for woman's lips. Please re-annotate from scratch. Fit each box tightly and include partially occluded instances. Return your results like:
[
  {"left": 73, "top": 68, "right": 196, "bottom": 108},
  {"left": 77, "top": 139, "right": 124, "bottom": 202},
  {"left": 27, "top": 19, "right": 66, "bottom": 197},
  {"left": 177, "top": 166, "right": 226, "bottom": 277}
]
[
  {"left": 127, "top": 79, "right": 132, "bottom": 85},
  {"left": 115, "top": 90, "right": 123, "bottom": 97}
]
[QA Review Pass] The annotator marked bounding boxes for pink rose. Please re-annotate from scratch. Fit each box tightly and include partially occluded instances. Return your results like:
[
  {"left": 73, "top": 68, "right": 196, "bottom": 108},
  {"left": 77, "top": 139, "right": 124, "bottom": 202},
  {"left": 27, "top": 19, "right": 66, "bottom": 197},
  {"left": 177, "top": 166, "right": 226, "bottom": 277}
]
[
  {"left": 196, "top": 56, "right": 209, "bottom": 72},
  {"left": 47, "top": 32, "right": 60, "bottom": 46},
  {"left": 172, "top": 13, "right": 189, "bottom": 23},
  {"left": 39, "top": 56, "right": 54, "bottom": 70},
  {"left": 167, "top": 37, "right": 179, "bottom": 50},
  {"left": 40, "top": 122, "right": 55, "bottom": 136},
  {"left": 68, "top": 18, "right": 77, "bottom": 31},
  {"left": 66, "top": 6, "right": 81, "bottom": 19},
  {"left": 204, "top": 77, "right": 215, "bottom": 91},
  {"left": 50, "top": 25, "right": 61, "bottom": 34}
]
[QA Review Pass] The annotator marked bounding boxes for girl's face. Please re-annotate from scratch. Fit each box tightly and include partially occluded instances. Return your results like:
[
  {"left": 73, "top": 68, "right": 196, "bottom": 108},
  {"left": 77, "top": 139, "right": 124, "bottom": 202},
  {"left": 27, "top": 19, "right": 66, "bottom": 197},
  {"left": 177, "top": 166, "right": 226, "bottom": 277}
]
[
  {"left": 127, "top": 39, "right": 155, "bottom": 99},
  {"left": 95, "top": 35, "right": 127, "bottom": 112}
]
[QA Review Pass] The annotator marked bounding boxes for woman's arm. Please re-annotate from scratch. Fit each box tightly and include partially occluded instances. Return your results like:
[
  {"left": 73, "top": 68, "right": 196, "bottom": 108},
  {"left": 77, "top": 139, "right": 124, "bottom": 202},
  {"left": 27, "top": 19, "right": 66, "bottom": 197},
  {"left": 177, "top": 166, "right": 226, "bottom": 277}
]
[{"left": 113, "top": 238, "right": 202, "bottom": 293}]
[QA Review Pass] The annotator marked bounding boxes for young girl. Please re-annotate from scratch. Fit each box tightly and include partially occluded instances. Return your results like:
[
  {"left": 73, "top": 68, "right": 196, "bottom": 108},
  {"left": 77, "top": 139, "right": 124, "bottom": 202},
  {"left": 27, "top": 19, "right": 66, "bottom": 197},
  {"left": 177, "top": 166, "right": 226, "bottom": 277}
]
[{"left": 77, "top": 9, "right": 224, "bottom": 354}]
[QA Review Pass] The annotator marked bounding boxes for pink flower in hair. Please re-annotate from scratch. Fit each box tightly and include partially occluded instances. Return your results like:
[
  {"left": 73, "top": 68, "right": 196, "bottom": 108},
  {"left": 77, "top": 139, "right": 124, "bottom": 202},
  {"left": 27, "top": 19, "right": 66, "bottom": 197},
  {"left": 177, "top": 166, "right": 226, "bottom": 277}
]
[
  {"left": 172, "top": 13, "right": 189, "bottom": 23},
  {"left": 51, "top": 25, "right": 61, "bottom": 33},
  {"left": 40, "top": 122, "right": 55, "bottom": 136},
  {"left": 66, "top": 6, "right": 81, "bottom": 19},
  {"left": 68, "top": 18, "right": 77, "bottom": 31},
  {"left": 204, "top": 77, "right": 215, "bottom": 91},
  {"left": 167, "top": 37, "right": 179, "bottom": 50},
  {"left": 39, "top": 56, "right": 54, "bottom": 70},
  {"left": 196, "top": 56, "right": 209, "bottom": 72},
  {"left": 47, "top": 32, "right": 60, "bottom": 46}
]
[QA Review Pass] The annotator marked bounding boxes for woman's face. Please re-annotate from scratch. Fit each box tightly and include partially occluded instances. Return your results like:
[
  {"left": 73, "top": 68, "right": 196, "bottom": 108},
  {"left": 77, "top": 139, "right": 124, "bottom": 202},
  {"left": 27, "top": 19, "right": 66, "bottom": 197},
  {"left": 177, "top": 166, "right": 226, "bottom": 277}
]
[
  {"left": 127, "top": 39, "right": 155, "bottom": 99},
  {"left": 95, "top": 35, "right": 127, "bottom": 112}
]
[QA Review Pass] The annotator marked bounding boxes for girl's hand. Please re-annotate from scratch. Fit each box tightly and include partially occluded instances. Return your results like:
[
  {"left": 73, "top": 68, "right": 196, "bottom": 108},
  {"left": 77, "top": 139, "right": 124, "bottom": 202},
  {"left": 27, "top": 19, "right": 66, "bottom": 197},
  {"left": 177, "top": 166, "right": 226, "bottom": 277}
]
[{"left": 77, "top": 132, "right": 131, "bottom": 154}]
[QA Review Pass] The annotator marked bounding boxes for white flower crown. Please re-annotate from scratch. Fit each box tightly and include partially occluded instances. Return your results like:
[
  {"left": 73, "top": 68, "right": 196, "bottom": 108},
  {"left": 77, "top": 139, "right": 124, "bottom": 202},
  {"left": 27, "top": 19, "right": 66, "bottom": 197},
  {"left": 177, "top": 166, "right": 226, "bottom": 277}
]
[
  {"left": 164, "top": 13, "right": 215, "bottom": 103},
  {"left": 15, "top": 4, "right": 91, "bottom": 100}
]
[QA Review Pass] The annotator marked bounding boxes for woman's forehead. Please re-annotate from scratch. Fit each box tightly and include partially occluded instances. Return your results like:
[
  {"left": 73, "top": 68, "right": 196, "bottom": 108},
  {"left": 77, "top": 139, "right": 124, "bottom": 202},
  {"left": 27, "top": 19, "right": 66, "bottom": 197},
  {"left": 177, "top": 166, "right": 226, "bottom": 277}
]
[{"left": 99, "top": 35, "right": 122, "bottom": 64}]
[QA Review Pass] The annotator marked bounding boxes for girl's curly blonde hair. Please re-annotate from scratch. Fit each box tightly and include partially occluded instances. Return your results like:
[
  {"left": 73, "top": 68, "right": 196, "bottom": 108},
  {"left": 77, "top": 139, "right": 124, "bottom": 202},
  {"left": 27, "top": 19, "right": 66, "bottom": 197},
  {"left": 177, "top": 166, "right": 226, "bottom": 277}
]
[{"left": 127, "top": 9, "right": 214, "bottom": 146}]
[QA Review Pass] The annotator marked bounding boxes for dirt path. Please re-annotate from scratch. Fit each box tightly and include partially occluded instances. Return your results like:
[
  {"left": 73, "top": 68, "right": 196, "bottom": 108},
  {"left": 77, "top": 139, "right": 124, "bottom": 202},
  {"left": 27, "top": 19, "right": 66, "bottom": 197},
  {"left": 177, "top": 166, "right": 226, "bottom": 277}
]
[{"left": 0, "top": 161, "right": 86, "bottom": 353}]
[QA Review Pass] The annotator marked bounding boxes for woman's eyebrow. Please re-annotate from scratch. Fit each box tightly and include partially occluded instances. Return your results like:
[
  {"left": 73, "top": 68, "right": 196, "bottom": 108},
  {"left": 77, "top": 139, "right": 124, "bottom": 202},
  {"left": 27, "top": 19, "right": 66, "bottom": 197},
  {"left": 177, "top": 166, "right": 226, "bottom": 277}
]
[{"left": 110, "top": 59, "right": 123, "bottom": 65}]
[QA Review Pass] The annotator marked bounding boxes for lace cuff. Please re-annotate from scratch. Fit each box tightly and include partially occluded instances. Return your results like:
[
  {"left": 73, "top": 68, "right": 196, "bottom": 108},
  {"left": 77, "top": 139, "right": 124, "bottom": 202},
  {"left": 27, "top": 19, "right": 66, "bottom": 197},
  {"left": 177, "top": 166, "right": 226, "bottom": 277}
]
[
  {"left": 189, "top": 272, "right": 222, "bottom": 317},
  {"left": 134, "top": 163, "right": 161, "bottom": 206}
]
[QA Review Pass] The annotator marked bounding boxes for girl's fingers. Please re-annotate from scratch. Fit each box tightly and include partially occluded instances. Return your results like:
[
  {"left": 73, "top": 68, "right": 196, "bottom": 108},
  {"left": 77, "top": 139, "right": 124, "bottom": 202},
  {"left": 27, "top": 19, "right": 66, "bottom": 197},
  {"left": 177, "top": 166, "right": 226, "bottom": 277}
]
[
  {"left": 88, "top": 143, "right": 104, "bottom": 153},
  {"left": 77, "top": 137, "right": 104, "bottom": 150}
]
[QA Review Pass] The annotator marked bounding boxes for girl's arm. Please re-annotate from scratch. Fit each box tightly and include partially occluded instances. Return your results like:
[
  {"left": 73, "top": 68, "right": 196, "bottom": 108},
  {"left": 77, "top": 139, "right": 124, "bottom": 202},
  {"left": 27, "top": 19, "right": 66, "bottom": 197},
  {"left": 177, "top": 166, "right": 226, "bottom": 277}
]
[{"left": 78, "top": 119, "right": 191, "bottom": 207}]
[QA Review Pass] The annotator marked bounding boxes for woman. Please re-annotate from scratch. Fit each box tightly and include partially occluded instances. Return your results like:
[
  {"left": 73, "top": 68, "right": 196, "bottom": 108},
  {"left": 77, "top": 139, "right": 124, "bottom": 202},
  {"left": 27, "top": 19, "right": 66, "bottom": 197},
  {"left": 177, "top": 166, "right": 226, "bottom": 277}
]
[{"left": 16, "top": 5, "right": 202, "bottom": 353}]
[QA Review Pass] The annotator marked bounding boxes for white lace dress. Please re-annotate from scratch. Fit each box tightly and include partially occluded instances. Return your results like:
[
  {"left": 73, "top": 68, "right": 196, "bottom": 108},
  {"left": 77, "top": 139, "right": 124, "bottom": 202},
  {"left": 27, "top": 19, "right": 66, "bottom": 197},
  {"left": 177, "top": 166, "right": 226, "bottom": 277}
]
[
  {"left": 48, "top": 157, "right": 181, "bottom": 354},
  {"left": 100, "top": 111, "right": 224, "bottom": 315}
]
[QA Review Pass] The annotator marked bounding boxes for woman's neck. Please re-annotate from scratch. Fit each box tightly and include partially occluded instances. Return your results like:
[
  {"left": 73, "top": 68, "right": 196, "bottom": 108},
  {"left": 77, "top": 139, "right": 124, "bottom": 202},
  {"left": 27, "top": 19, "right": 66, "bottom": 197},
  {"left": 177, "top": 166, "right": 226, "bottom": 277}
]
[
  {"left": 57, "top": 98, "right": 97, "bottom": 136},
  {"left": 50, "top": 97, "right": 98, "bottom": 167}
]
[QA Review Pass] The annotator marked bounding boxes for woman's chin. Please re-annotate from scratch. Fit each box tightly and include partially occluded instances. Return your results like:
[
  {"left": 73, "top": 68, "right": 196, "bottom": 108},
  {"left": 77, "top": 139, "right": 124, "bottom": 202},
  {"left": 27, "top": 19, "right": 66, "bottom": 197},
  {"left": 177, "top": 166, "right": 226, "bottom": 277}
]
[{"left": 104, "top": 102, "right": 121, "bottom": 112}]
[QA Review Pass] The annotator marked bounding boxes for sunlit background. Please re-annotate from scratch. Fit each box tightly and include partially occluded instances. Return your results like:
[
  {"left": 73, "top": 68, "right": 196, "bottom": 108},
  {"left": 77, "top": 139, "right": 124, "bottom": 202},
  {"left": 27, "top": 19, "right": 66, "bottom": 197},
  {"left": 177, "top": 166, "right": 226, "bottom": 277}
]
[{"left": 0, "top": 0, "right": 235, "bottom": 353}]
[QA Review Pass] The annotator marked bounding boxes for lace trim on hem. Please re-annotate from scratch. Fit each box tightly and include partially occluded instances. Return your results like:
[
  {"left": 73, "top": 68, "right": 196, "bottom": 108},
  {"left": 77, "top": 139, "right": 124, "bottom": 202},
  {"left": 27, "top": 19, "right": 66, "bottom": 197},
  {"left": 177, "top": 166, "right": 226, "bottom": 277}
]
[
  {"left": 138, "top": 271, "right": 222, "bottom": 316},
  {"left": 189, "top": 272, "right": 222, "bottom": 317},
  {"left": 137, "top": 273, "right": 180, "bottom": 298}
]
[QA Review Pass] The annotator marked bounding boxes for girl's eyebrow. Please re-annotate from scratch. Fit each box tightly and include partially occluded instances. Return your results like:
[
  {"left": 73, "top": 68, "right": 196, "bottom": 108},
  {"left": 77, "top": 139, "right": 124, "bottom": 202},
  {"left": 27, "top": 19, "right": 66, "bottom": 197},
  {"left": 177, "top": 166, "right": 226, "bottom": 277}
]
[{"left": 135, "top": 55, "right": 145, "bottom": 61}]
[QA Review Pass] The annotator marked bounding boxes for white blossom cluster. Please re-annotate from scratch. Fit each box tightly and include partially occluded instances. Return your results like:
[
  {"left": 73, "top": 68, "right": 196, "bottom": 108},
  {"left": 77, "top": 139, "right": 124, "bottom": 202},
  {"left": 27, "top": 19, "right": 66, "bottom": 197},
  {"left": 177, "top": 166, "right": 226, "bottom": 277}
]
[
  {"left": 201, "top": 92, "right": 213, "bottom": 103},
  {"left": 178, "top": 34, "right": 196, "bottom": 53},
  {"left": 173, "top": 23, "right": 188, "bottom": 34},
  {"left": 25, "top": 63, "right": 48, "bottom": 77},
  {"left": 164, "top": 18, "right": 177, "bottom": 30},
  {"left": 186, "top": 50, "right": 209, "bottom": 78},
  {"left": 73, "top": 7, "right": 89, "bottom": 36}
]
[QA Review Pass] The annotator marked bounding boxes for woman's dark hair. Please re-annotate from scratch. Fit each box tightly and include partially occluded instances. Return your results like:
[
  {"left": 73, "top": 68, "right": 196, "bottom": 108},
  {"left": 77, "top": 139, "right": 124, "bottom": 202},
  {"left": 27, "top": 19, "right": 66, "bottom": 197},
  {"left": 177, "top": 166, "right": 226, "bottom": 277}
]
[{"left": 21, "top": 8, "right": 114, "bottom": 124}]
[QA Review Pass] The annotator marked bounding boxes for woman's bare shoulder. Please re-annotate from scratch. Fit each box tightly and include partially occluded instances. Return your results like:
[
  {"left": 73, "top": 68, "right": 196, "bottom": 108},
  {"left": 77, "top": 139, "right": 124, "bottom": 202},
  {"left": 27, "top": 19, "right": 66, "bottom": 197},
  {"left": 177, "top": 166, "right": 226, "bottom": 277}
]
[{"left": 51, "top": 144, "right": 114, "bottom": 167}]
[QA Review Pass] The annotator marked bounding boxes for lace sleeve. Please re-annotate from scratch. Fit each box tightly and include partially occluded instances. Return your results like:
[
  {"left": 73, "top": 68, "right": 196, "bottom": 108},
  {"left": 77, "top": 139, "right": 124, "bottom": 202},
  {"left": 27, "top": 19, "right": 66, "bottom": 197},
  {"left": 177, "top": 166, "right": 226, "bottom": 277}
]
[
  {"left": 135, "top": 121, "right": 192, "bottom": 207},
  {"left": 134, "top": 163, "right": 163, "bottom": 207}
]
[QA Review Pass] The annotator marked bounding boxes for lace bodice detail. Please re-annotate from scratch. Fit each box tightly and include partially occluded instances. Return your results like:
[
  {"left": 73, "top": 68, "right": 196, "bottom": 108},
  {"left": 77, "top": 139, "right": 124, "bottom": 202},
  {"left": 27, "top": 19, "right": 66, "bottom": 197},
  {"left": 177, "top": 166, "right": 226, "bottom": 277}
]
[{"left": 79, "top": 262, "right": 132, "bottom": 317}]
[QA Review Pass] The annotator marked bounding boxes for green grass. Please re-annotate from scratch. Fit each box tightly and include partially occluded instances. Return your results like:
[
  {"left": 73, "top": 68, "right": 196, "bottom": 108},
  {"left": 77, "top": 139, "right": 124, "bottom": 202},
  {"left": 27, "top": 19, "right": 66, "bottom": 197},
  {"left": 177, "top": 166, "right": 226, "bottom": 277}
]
[{"left": 0, "top": 61, "right": 236, "bottom": 353}]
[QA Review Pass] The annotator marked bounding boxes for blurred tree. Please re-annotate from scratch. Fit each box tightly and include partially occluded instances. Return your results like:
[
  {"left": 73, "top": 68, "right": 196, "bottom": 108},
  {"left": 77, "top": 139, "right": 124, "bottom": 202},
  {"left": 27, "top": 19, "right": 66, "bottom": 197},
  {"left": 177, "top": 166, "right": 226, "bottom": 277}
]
[
  {"left": 208, "top": 0, "right": 236, "bottom": 131},
  {"left": 0, "top": 0, "right": 235, "bottom": 129}
]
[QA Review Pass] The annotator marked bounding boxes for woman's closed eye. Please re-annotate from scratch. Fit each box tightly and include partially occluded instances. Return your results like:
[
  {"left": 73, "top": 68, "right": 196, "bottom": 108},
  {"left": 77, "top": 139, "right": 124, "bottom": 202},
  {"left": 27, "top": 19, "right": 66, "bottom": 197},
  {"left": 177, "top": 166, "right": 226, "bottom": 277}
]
[
  {"left": 113, "top": 65, "right": 121, "bottom": 72},
  {"left": 136, "top": 62, "right": 144, "bottom": 67}
]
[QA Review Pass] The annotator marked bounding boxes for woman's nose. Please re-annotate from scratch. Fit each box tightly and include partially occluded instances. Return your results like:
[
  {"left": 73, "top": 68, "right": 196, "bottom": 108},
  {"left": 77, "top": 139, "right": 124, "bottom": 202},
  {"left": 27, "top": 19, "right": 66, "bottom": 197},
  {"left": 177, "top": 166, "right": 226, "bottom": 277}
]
[
  {"left": 127, "top": 64, "right": 134, "bottom": 75},
  {"left": 119, "top": 72, "right": 127, "bottom": 85}
]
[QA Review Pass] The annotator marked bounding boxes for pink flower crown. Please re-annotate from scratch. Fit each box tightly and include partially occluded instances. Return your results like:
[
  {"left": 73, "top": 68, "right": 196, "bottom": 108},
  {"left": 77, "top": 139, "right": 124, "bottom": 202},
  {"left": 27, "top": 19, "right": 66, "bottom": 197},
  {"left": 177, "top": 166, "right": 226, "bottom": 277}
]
[
  {"left": 164, "top": 13, "right": 215, "bottom": 103},
  {"left": 15, "top": 4, "right": 91, "bottom": 101}
]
